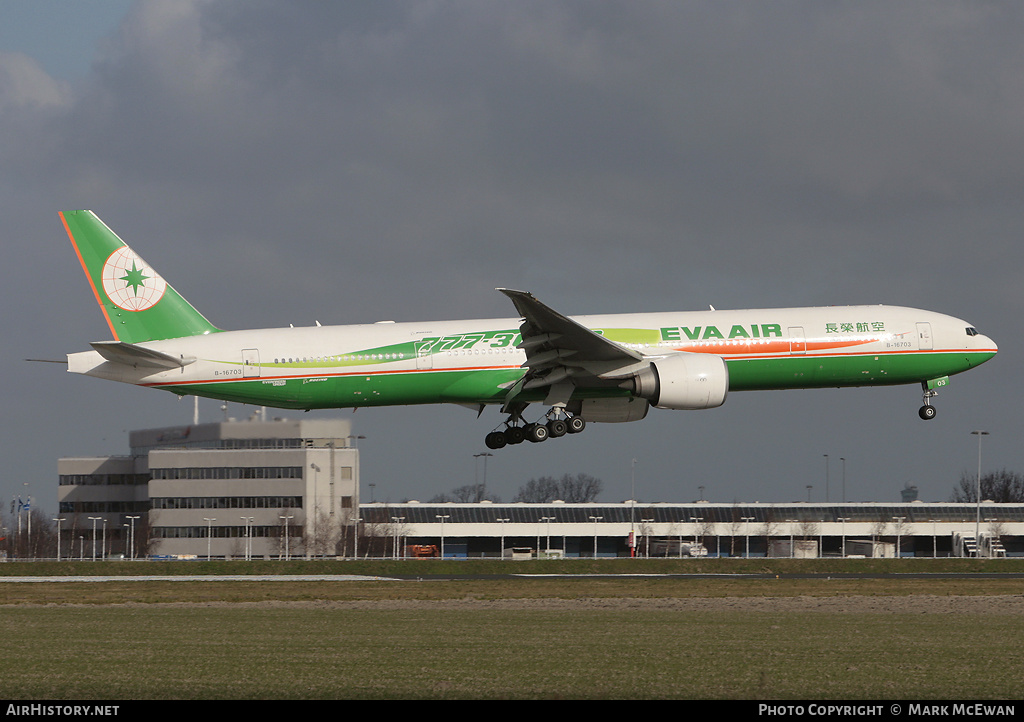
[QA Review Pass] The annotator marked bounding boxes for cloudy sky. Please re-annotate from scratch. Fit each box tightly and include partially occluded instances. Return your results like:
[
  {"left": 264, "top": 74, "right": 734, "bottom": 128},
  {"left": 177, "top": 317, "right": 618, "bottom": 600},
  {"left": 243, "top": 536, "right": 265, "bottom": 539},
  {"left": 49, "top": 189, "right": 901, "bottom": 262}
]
[{"left": 3, "top": 1, "right": 1020, "bottom": 512}]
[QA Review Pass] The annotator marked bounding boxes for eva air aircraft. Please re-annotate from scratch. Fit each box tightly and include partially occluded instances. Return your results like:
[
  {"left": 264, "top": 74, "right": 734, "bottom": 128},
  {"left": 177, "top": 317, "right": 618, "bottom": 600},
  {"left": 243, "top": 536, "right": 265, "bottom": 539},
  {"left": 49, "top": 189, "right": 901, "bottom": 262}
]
[{"left": 60, "top": 210, "right": 998, "bottom": 450}]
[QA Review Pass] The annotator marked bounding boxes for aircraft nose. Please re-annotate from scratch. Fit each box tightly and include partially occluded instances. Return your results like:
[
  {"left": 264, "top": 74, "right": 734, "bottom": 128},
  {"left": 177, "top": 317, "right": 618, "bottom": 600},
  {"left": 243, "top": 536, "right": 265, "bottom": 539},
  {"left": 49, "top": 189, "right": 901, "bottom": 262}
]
[{"left": 975, "top": 333, "right": 997, "bottom": 363}]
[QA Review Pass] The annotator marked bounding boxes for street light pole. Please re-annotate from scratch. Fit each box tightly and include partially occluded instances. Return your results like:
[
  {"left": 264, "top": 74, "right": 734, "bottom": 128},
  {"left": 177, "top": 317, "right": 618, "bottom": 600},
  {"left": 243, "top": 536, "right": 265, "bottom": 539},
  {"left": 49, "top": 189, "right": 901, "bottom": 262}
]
[
  {"left": 88, "top": 517, "right": 101, "bottom": 561},
  {"left": 824, "top": 454, "right": 829, "bottom": 503},
  {"left": 497, "top": 518, "right": 509, "bottom": 559},
  {"left": 641, "top": 518, "right": 654, "bottom": 558},
  {"left": 539, "top": 516, "right": 554, "bottom": 556},
  {"left": 391, "top": 516, "right": 405, "bottom": 560},
  {"left": 436, "top": 515, "right": 449, "bottom": 558},
  {"left": 893, "top": 516, "right": 905, "bottom": 559},
  {"left": 690, "top": 517, "right": 703, "bottom": 556},
  {"left": 474, "top": 452, "right": 493, "bottom": 500},
  {"left": 589, "top": 516, "right": 603, "bottom": 558},
  {"left": 204, "top": 518, "right": 216, "bottom": 559},
  {"left": 309, "top": 463, "right": 320, "bottom": 548},
  {"left": 52, "top": 518, "right": 65, "bottom": 561},
  {"left": 741, "top": 516, "right": 754, "bottom": 558},
  {"left": 786, "top": 519, "right": 798, "bottom": 558},
  {"left": 971, "top": 430, "right": 989, "bottom": 557},
  {"left": 241, "top": 516, "right": 253, "bottom": 560},
  {"left": 279, "top": 515, "right": 294, "bottom": 560},
  {"left": 630, "top": 458, "right": 637, "bottom": 557},
  {"left": 838, "top": 517, "right": 850, "bottom": 558},
  {"left": 126, "top": 516, "right": 140, "bottom": 560}
]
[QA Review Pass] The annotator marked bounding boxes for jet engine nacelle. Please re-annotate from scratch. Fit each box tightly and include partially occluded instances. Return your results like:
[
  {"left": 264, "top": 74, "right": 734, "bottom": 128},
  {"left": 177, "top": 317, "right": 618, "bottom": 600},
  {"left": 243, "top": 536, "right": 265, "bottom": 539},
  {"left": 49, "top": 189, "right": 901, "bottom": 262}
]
[{"left": 628, "top": 353, "right": 729, "bottom": 410}]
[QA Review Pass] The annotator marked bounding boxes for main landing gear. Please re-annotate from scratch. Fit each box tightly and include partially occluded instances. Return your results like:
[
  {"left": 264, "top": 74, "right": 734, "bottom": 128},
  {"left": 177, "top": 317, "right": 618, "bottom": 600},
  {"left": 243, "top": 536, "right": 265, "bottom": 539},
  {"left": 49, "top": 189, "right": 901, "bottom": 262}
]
[
  {"left": 919, "top": 381, "right": 938, "bottom": 420},
  {"left": 484, "top": 408, "right": 586, "bottom": 449}
]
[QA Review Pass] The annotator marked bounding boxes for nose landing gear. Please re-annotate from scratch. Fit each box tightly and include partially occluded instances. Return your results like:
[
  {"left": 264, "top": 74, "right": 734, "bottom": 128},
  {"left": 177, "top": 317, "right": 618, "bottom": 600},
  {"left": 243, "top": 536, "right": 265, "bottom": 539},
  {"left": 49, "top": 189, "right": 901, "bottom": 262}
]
[{"left": 919, "top": 379, "right": 945, "bottom": 420}]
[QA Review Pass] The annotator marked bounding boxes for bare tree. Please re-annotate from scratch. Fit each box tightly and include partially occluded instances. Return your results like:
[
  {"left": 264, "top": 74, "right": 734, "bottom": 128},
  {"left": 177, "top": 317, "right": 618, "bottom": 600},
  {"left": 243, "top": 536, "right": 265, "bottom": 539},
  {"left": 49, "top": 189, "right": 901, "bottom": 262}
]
[
  {"left": 727, "top": 504, "right": 745, "bottom": 557},
  {"left": 797, "top": 518, "right": 820, "bottom": 540},
  {"left": 950, "top": 469, "right": 1024, "bottom": 503},
  {"left": 452, "top": 483, "right": 493, "bottom": 503},
  {"left": 697, "top": 518, "right": 716, "bottom": 555},
  {"left": 132, "top": 514, "right": 156, "bottom": 559},
  {"left": 304, "top": 507, "right": 342, "bottom": 558},
  {"left": 987, "top": 518, "right": 1007, "bottom": 539},
  {"left": 637, "top": 512, "right": 656, "bottom": 557},
  {"left": 512, "top": 477, "right": 560, "bottom": 503},
  {"left": 28, "top": 508, "right": 57, "bottom": 559},
  {"left": 360, "top": 519, "right": 391, "bottom": 558},
  {"left": 892, "top": 516, "right": 911, "bottom": 557},
  {"left": 513, "top": 473, "right": 603, "bottom": 503},
  {"left": 2, "top": 504, "right": 57, "bottom": 559},
  {"left": 760, "top": 513, "right": 779, "bottom": 555},
  {"left": 428, "top": 483, "right": 501, "bottom": 503}
]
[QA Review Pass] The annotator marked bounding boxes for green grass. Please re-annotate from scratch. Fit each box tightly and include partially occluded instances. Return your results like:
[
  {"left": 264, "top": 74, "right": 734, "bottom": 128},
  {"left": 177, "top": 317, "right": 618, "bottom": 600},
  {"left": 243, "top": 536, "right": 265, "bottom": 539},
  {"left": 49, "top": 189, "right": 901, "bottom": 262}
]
[
  {"left": 0, "top": 604, "right": 1021, "bottom": 699},
  {"left": 1, "top": 559, "right": 1022, "bottom": 699}
]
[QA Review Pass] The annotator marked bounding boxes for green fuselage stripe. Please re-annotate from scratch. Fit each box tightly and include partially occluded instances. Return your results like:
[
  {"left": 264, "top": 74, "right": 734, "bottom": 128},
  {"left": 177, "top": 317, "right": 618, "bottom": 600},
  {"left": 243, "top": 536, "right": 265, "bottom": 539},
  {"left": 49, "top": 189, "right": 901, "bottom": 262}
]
[
  {"left": 152, "top": 350, "right": 992, "bottom": 410},
  {"left": 726, "top": 350, "right": 989, "bottom": 391}
]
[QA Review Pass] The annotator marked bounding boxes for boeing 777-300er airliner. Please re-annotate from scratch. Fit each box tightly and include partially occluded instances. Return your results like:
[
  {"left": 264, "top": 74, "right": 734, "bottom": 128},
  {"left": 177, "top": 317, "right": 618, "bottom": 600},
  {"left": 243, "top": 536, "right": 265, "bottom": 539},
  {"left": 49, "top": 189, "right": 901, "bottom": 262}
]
[{"left": 59, "top": 211, "right": 998, "bottom": 449}]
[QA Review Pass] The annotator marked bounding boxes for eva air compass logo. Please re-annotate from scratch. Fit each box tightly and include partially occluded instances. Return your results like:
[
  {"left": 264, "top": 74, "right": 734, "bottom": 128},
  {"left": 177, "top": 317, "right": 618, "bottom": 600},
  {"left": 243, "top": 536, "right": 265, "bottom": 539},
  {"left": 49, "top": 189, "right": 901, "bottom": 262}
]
[{"left": 101, "top": 247, "right": 167, "bottom": 311}]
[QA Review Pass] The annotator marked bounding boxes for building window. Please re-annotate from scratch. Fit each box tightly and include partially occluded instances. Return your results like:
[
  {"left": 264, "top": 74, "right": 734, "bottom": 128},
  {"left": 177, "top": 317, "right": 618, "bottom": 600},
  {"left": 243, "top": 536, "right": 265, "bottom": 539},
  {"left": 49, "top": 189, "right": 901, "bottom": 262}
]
[
  {"left": 150, "top": 496, "right": 302, "bottom": 510},
  {"left": 150, "top": 466, "right": 303, "bottom": 480}
]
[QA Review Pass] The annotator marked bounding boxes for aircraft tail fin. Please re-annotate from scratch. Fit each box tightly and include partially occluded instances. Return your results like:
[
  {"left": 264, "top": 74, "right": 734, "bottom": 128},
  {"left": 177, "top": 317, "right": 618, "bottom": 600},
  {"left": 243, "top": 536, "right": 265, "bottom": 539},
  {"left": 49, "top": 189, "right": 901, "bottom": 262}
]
[{"left": 60, "top": 210, "right": 221, "bottom": 343}]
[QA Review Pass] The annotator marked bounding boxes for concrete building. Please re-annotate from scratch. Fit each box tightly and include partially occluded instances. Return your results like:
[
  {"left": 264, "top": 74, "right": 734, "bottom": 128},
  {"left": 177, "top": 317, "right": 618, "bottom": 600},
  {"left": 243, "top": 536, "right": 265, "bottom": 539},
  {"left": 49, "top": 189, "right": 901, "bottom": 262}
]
[
  {"left": 58, "top": 418, "right": 359, "bottom": 558},
  {"left": 360, "top": 501, "right": 1024, "bottom": 558}
]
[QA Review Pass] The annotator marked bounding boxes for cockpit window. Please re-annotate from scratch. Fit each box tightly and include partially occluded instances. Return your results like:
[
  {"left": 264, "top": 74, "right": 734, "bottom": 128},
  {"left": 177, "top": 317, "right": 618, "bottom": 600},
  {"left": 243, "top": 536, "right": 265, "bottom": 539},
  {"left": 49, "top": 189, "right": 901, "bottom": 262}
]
[{"left": 966, "top": 327, "right": 979, "bottom": 336}]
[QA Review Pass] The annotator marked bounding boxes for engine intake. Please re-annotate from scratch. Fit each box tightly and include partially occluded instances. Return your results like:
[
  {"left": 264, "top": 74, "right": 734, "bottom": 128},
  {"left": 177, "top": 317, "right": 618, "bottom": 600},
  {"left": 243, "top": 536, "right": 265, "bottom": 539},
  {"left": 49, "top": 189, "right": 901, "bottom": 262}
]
[{"left": 627, "top": 353, "right": 729, "bottom": 410}]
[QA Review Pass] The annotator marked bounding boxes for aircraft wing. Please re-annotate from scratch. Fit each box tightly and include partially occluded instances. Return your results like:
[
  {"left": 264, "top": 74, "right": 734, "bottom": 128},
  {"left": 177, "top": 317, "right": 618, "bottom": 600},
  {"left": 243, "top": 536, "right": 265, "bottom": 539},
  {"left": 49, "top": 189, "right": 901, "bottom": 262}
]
[{"left": 497, "top": 289, "right": 649, "bottom": 405}]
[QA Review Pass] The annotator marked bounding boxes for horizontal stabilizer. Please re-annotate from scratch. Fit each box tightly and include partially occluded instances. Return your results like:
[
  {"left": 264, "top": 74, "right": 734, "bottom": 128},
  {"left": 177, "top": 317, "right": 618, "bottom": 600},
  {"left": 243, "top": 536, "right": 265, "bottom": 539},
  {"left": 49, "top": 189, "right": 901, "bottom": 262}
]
[{"left": 90, "top": 341, "right": 195, "bottom": 369}]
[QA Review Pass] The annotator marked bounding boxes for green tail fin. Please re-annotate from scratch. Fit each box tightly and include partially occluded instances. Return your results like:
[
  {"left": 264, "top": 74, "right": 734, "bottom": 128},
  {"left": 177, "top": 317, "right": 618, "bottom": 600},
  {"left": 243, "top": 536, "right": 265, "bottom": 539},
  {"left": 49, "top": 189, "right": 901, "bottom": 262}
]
[{"left": 60, "top": 210, "right": 221, "bottom": 342}]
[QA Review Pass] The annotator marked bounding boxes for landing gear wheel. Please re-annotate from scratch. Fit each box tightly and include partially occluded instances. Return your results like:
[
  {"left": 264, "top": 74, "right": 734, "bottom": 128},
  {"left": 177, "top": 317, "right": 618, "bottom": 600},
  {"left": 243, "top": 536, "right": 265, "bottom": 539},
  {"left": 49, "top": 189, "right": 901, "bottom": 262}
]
[
  {"left": 525, "top": 423, "right": 549, "bottom": 443},
  {"left": 567, "top": 416, "right": 586, "bottom": 434},
  {"left": 485, "top": 431, "right": 508, "bottom": 449},
  {"left": 504, "top": 426, "right": 526, "bottom": 445},
  {"left": 547, "top": 419, "right": 568, "bottom": 438},
  {"left": 919, "top": 382, "right": 939, "bottom": 421}
]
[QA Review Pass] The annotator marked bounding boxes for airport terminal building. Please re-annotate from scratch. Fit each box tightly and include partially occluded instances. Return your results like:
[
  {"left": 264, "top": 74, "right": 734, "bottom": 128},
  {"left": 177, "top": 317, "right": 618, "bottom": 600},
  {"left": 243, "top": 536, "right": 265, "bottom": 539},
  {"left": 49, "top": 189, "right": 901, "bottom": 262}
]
[
  {"left": 57, "top": 419, "right": 1023, "bottom": 559},
  {"left": 363, "top": 500, "right": 1024, "bottom": 558}
]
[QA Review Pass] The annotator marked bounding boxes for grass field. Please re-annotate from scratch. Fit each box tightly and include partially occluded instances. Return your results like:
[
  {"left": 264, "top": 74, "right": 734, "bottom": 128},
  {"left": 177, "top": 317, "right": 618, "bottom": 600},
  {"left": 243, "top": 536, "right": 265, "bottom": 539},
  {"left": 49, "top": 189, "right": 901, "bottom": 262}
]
[{"left": 1, "top": 559, "right": 1022, "bottom": 699}]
